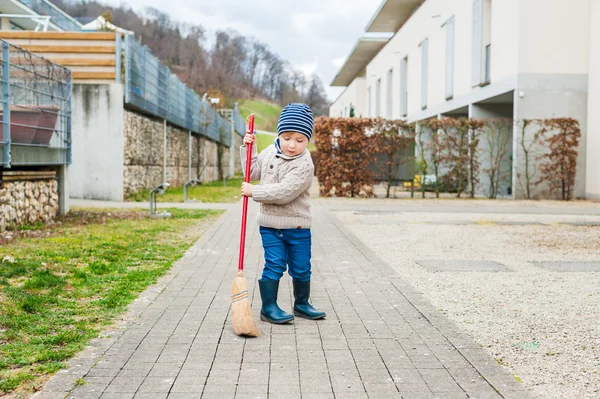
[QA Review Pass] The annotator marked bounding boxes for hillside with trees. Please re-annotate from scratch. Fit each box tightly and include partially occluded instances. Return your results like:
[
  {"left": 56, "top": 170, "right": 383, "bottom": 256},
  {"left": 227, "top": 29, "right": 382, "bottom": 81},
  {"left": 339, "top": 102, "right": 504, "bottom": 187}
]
[{"left": 51, "top": 0, "right": 330, "bottom": 115}]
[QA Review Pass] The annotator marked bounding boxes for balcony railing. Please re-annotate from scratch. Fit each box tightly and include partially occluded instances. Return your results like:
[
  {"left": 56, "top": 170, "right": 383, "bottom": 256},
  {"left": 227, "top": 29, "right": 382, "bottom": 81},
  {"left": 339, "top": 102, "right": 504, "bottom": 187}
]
[
  {"left": 0, "top": 39, "right": 72, "bottom": 168},
  {"left": 124, "top": 34, "right": 245, "bottom": 146},
  {"left": 16, "top": 0, "right": 81, "bottom": 32}
]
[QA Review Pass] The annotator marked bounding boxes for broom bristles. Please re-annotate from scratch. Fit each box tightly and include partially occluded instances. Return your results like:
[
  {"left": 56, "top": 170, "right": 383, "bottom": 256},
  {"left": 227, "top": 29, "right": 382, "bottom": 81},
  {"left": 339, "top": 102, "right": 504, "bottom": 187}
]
[{"left": 231, "top": 271, "right": 260, "bottom": 337}]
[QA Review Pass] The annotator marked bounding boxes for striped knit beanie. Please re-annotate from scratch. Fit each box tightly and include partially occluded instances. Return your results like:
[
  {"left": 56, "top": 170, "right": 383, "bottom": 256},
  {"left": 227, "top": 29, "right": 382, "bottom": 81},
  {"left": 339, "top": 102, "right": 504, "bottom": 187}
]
[{"left": 277, "top": 103, "right": 314, "bottom": 140}]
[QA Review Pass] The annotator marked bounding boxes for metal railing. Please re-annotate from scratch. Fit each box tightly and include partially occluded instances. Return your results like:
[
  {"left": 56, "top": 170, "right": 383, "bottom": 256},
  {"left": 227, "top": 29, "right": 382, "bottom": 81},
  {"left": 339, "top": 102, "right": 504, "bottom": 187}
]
[
  {"left": 0, "top": 39, "right": 72, "bottom": 168},
  {"left": 16, "top": 0, "right": 81, "bottom": 32},
  {"left": 124, "top": 34, "right": 244, "bottom": 146},
  {"left": 233, "top": 104, "right": 246, "bottom": 137}
]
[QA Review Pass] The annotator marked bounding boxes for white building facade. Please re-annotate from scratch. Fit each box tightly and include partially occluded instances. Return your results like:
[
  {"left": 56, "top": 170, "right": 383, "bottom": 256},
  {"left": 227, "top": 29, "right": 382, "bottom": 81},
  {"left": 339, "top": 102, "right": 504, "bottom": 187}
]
[{"left": 331, "top": 0, "right": 598, "bottom": 200}]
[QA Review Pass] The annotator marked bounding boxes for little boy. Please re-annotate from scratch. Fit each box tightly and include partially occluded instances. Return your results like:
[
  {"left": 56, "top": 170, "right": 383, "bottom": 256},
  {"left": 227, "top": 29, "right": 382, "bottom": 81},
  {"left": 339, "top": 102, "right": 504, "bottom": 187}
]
[{"left": 240, "top": 103, "right": 325, "bottom": 324}]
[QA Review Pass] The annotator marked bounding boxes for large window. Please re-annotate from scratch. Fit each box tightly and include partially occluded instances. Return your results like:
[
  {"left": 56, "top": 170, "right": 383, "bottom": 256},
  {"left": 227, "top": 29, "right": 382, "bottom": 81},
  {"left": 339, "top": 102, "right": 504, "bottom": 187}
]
[
  {"left": 444, "top": 17, "right": 455, "bottom": 99},
  {"left": 420, "top": 38, "right": 429, "bottom": 110},
  {"left": 375, "top": 78, "right": 381, "bottom": 117},
  {"left": 400, "top": 57, "right": 408, "bottom": 117},
  {"left": 472, "top": 0, "right": 492, "bottom": 86},
  {"left": 386, "top": 69, "right": 393, "bottom": 118},
  {"left": 368, "top": 86, "right": 372, "bottom": 117}
]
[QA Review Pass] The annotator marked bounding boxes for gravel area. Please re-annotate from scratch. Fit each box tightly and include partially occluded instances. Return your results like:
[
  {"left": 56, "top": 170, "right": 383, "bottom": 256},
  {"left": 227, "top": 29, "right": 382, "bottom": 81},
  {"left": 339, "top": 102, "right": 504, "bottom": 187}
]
[{"left": 335, "top": 208, "right": 600, "bottom": 399}]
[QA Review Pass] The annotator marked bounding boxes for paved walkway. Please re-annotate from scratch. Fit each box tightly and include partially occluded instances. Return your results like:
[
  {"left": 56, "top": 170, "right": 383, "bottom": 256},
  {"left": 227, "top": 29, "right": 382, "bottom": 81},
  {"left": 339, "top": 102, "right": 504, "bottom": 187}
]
[{"left": 34, "top": 203, "right": 532, "bottom": 399}]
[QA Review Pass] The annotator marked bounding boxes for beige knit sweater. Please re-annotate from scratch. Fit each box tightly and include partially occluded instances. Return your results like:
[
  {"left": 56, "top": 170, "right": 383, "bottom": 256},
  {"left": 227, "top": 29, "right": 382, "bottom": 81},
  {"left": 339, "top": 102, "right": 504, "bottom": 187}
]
[{"left": 240, "top": 144, "right": 314, "bottom": 229}]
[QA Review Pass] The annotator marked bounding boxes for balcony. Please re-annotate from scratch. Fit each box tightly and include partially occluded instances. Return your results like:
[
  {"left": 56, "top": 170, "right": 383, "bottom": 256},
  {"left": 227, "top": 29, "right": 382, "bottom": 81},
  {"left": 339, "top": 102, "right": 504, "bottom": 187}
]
[
  {"left": 16, "top": 0, "right": 81, "bottom": 32},
  {"left": 0, "top": 39, "right": 72, "bottom": 168}
]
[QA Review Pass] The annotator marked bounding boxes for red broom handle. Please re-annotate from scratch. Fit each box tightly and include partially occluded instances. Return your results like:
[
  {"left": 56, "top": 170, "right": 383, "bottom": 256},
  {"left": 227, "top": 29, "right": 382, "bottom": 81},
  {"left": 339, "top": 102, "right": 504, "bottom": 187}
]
[{"left": 238, "top": 115, "right": 255, "bottom": 272}]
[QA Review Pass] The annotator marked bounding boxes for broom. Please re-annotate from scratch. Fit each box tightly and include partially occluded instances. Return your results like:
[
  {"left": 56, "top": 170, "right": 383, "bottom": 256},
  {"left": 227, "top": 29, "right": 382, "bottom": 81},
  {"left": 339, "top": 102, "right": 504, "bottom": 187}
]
[{"left": 231, "top": 114, "right": 260, "bottom": 337}]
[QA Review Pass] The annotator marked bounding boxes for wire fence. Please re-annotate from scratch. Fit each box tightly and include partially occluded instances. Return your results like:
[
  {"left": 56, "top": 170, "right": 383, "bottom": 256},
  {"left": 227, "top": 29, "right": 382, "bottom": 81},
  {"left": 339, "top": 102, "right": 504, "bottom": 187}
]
[
  {"left": 233, "top": 105, "right": 246, "bottom": 137},
  {"left": 124, "top": 35, "right": 245, "bottom": 146},
  {"left": 0, "top": 40, "right": 72, "bottom": 167}
]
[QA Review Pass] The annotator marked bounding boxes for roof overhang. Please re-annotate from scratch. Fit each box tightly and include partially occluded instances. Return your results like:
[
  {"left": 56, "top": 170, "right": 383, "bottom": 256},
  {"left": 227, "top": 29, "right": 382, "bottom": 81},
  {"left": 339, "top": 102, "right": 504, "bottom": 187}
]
[
  {"left": 365, "top": 0, "right": 424, "bottom": 33},
  {"left": 330, "top": 37, "right": 389, "bottom": 87}
]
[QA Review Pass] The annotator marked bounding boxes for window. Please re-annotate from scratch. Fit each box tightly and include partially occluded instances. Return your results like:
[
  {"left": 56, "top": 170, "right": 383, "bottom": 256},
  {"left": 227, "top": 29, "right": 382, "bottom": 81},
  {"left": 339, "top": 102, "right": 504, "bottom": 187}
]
[
  {"left": 444, "top": 17, "right": 455, "bottom": 100},
  {"left": 375, "top": 79, "right": 381, "bottom": 117},
  {"left": 386, "top": 69, "right": 393, "bottom": 119},
  {"left": 400, "top": 57, "right": 408, "bottom": 117},
  {"left": 368, "top": 86, "right": 372, "bottom": 117},
  {"left": 472, "top": 0, "right": 483, "bottom": 86},
  {"left": 472, "top": 0, "right": 492, "bottom": 86},
  {"left": 483, "top": 0, "right": 492, "bottom": 84},
  {"left": 420, "top": 38, "right": 428, "bottom": 110},
  {"left": 484, "top": 44, "right": 491, "bottom": 84}
]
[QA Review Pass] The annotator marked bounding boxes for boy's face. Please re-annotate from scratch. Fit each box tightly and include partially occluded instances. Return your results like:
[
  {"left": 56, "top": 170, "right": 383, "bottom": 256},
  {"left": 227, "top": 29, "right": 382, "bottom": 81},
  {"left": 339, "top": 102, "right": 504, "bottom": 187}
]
[{"left": 279, "top": 132, "right": 308, "bottom": 157}]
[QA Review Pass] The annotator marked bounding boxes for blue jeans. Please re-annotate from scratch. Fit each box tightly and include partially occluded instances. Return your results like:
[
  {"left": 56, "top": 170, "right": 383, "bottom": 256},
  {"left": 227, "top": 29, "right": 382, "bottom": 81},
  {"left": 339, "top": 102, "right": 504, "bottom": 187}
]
[{"left": 259, "top": 226, "right": 312, "bottom": 282}]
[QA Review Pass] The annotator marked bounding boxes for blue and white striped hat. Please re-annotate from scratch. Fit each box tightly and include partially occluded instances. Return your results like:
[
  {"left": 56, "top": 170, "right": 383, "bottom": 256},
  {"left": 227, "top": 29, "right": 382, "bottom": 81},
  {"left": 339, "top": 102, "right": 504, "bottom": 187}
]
[{"left": 277, "top": 103, "right": 314, "bottom": 140}]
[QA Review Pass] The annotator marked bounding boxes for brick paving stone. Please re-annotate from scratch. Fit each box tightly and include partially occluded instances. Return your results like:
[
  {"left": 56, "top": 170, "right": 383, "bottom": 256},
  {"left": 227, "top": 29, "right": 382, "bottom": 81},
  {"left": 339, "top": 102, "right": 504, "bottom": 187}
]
[{"left": 33, "top": 204, "right": 535, "bottom": 399}]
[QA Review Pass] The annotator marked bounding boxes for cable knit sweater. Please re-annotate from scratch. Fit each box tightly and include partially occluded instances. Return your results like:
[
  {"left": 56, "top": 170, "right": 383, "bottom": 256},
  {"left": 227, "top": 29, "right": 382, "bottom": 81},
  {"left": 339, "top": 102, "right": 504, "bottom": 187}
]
[{"left": 240, "top": 144, "right": 314, "bottom": 229}]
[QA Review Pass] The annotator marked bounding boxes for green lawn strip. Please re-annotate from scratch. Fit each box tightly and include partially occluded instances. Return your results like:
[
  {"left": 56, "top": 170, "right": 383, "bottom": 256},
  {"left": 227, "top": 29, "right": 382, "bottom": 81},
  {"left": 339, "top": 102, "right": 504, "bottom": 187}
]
[
  {"left": 255, "top": 133, "right": 315, "bottom": 153},
  {"left": 0, "top": 208, "right": 222, "bottom": 396},
  {"left": 127, "top": 177, "right": 246, "bottom": 203},
  {"left": 238, "top": 99, "right": 281, "bottom": 132},
  {"left": 256, "top": 133, "right": 275, "bottom": 152}
]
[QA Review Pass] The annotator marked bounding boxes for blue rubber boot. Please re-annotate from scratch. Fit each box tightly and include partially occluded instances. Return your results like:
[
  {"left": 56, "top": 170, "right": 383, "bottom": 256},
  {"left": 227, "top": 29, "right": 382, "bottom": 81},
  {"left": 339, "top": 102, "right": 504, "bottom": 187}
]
[
  {"left": 293, "top": 280, "right": 326, "bottom": 320},
  {"left": 258, "top": 279, "right": 294, "bottom": 324}
]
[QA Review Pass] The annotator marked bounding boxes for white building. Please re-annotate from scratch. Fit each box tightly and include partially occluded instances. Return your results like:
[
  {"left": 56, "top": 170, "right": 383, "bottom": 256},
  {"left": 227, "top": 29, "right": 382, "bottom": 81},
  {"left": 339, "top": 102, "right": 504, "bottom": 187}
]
[{"left": 331, "top": 0, "right": 599, "bottom": 200}]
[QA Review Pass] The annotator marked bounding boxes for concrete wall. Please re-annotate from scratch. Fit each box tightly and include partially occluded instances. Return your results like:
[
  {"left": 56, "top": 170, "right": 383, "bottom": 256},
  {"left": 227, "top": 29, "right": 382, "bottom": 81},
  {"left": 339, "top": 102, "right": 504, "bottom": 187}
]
[
  {"left": 70, "top": 83, "right": 124, "bottom": 201},
  {"left": 69, "top": 83, "right": 238, "bottom": 200},
  {"left": 518, "top": 0, "right": 590, "bottom": 75},
  {"left": 469, "top": 104, "right": 513, "bottom": 198},
  {"left": 329, "top": 77, "right": 367, "bottom": 118},
  {"left": 513, "top": 76, "right": 588, "bottom": 199},
  {"left": 587, "top": 0, "right": 600, "bottom": 200},
  {"left": 123, "top": 110, "right": 229, "bottom": 197}
]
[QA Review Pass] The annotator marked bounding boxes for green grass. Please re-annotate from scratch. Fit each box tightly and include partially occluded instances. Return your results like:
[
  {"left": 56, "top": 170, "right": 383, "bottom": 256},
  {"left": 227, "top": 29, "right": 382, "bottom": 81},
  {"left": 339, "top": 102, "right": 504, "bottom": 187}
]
[
  {"left": 238, "top": 99, "right": 316, "bottom": 152},
  {"left": 0, "top": 208, "right": 222, "bottom": 396},
  {"left": 255, "top": 132, "right": 316, "bottom": 153},
  {"left": 256, "top": 132, "right": 276, "bottom": 152},
  {"left": 238, "top": 99, "right": 282, "bottom": 132},
  {"left": 127, "top": 177, "right": 248, "bottom": 203}
]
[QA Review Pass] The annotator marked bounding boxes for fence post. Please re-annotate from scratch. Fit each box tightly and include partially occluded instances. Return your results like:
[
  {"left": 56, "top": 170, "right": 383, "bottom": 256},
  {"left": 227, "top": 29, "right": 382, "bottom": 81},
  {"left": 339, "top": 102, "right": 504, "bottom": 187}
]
[
  {"left": 230, "top": 112, "right": 235, "bottom": 178},
  {"left": 124, "top": 34, "right": 130, "bottom": 103},
  {"left": 163, "top": 119, "right": 167, "bottom": 183},
  {"left": 188, "top": 130, "right": 192, "bottom": 181},
  {"left": 2, "top": 41, "right": 11, "bottom": 168},
  {"left": 66, "top": 75, "right": 72, "bottom": 165},
  {"left": 115, "top": 32, "right": 122, "bottom": 84}
]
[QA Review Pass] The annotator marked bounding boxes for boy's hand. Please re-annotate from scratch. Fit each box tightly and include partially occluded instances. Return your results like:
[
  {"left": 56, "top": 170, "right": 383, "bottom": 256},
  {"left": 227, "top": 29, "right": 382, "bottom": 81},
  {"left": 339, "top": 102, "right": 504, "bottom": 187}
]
[
  {"left": 241, "top": 182, "right": 254, "bottom": 197},
  {"left": 242, "top": 131, "right": 256, "bottom": 146}
]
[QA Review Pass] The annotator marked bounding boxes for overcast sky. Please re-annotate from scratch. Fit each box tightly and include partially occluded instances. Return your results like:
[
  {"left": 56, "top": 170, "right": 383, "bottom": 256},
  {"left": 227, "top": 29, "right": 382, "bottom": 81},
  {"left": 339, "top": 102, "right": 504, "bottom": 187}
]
[{"left": 102, "top": 0, "right": 382, "bottom": 102}]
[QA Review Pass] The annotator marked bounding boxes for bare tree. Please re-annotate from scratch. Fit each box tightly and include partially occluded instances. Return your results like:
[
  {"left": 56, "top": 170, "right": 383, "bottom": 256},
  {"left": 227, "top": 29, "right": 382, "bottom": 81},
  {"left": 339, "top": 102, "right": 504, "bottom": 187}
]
[
  {"left": 55, "top": 0, "right": 329, "bottom": 107},
  {"left": 415, "top": 123, "right": 429, "bottom": 198},
  {"left": 516, "top": 119, "right": 543, "bottom": 199},
  {"left": 483, "top": 119, "right": 512, "bottom": 199}
]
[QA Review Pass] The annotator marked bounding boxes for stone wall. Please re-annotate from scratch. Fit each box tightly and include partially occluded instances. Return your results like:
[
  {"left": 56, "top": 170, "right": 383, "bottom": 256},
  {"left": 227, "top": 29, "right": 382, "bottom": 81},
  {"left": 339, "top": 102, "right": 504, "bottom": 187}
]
[
  {"left": 123, "top": 110, "right": 235, "bottom": 197},
  {"left": 0, "top": 179, "right": 58, "bottom": 232},
  {"left": 199, "top": 139, "right": 219, "bottom": 182},
  {"left": 233, "top": 134, "right": 243, "bottom": 175}
]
